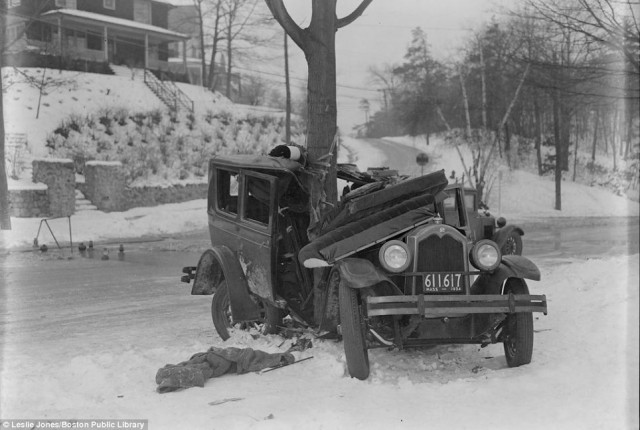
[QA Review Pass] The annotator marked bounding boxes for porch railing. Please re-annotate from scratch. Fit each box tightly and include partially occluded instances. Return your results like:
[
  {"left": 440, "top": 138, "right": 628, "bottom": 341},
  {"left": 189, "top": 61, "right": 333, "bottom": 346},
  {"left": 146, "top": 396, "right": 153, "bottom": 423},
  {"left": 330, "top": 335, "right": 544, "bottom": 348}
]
[{"left": 143, "top": 68, "right": 194, "bottom": 113}]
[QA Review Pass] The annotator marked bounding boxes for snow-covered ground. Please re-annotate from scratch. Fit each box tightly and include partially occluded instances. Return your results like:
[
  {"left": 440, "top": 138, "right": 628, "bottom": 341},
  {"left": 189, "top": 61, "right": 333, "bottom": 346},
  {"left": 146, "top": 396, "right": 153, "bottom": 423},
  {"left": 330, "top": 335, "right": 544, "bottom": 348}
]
[{"left": 1, "top": 253, "right": 638, "bottom": 430}]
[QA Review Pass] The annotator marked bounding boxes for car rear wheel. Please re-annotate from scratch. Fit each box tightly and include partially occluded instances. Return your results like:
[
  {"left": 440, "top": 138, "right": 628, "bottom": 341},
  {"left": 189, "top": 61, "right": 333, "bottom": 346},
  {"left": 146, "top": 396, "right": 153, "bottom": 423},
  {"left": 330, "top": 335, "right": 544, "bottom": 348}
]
[
  {"left": 211, "top": 282, "right": 282, "bottom": 341},
  {"left": 501, "top": 231, "right": 523, "bottom": 255},
  {"left": 338, "top": 275, "right": 370, "bottom": 380},
  {"left": 502, "top": 278, "right": 534, "bottom": 367}
]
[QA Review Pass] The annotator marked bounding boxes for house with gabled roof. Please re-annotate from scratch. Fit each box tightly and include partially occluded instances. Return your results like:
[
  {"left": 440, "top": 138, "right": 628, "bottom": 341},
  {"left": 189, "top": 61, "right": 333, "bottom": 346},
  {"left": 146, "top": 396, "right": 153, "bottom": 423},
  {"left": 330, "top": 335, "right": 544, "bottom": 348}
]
[{"left": 5, "top": 0, "right": 190, "bottom": 74}]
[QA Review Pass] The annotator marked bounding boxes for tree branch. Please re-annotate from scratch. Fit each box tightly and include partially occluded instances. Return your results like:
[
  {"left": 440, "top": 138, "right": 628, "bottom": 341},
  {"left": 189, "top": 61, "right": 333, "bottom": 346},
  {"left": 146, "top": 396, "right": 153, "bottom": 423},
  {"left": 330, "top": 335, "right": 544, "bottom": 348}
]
[
  {"left": 264, "top": 0, "right": 306, "bottom": 50},
  {"left": 337, "top": 0, "right": 373, "bottom": 28}
]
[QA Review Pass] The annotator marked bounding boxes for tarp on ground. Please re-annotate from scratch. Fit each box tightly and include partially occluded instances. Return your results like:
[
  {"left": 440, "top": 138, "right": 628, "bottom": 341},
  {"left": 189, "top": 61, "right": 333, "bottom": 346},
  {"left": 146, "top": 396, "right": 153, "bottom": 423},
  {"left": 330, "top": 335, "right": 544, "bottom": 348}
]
[{"left": 155, "top": 347, "right": 294, "bottom": 393}]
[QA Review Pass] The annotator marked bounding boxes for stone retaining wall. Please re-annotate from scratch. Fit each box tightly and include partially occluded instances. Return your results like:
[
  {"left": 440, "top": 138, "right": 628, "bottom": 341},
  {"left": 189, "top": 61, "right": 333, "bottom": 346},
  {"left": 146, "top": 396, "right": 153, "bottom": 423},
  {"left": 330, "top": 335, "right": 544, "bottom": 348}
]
[
  {"left": 32, "top": 158, "right": 75, "bottom": 217},
  {"left": 8, "top": 186, "right": 50, "bottom": 217},
  {"left": 8, "top": 159, "right": 207, "bottom": 217},
  {"left": 82, "top": 161, "right": 207, "bottom": 211},
  {"left": 84, "top": 161, "right": 127, "bottom": 211},
  {"left": 123, "top": 182, "right": 208, "bottom": 209}
]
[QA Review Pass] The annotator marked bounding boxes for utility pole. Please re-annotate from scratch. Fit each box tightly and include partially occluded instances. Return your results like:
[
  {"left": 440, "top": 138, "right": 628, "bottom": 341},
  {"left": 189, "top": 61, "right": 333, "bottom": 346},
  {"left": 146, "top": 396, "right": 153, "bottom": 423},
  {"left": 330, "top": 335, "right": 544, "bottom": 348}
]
[{"left": 284, "top": 32, "right": 291, "bottom": 144}]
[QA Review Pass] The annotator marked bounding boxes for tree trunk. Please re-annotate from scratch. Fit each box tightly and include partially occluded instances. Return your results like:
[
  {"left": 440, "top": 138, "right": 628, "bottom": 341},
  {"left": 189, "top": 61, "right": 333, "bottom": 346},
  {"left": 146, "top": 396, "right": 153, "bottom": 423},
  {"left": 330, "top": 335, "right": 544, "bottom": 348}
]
[
  {"left": 305, "top": 1, "right": 338, "bottom": 205},
  {"left": 504, "top": 122, "right": 511, "bottom": 168},
  {"left": 609, "top": 109, "right": 617, "bottom": 171},
  {"left": 206, "top": 2, "right": 222, "bottom": 89},
  {"left": 284, "top": 32, "right": 291, "bottom": 145},
  {"left": 459, "top": 68, "right": 472, "bottom": 140},
  {"left": 207, "top": 39, "right": 218, "bottom": 90},
  {"left": 0, "top": 55, "right": 11, "bottom": 230},
  {"left": 591, "top": 109, "right": 599, "bottom": 162},
  {"left": 572, "top": 123, "right": 579, "bottom": 182},
  {"left": 559, "top": 104, "right": 571, "bottom": 171},
  {"left": 553, "top": 88, "right": 562, "bottom": 211},
  {"left": 479, "top": 39, "right": 487, "bottom": 130},
  {"left": 196, "top": 0, "right": 207, "bottom": 87},
  {"left": 534, "top": 96, "right": 543, "bottom": 176},
  {"left": 225, "top": 33, "right": 233, "bottom": 99}
]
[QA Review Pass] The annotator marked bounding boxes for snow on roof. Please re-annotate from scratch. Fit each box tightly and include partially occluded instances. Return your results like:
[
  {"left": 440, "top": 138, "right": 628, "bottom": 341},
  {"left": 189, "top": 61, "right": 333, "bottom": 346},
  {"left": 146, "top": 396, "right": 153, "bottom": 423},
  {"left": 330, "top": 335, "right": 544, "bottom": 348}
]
[{"left": 40, "top": 9, "right": 189, "bottom": 40}]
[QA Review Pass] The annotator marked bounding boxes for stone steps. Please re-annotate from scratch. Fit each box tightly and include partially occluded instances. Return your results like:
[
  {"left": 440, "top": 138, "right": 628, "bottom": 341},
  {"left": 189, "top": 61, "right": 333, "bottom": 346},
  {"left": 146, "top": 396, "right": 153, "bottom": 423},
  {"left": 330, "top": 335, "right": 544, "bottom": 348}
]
[{"left": 75, "top": 189, "right": 97, "bottom": 212}]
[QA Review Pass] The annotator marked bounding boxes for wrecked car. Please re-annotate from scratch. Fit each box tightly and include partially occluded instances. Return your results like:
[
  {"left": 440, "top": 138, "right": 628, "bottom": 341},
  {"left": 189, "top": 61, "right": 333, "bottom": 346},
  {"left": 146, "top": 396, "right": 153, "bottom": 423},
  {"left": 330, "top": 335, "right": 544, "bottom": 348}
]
[
  {"left": 181, "top": 148, "right": 547, "bottom": 380},
  {"left": 443, "top": 185, "right": 524, "bottom": 255}
]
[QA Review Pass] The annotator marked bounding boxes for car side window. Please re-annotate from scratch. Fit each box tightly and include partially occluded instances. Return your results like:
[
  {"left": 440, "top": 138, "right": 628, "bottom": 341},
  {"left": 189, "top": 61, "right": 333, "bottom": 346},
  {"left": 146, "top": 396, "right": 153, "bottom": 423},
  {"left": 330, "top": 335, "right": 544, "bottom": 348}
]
[
  {"left": 216, "top": 169, "right": 239, "bottom": 215},
  {"left": 244, "top": 174, "right": 271, "bottom": 225},
  {"left": 443, "top": 189, "right": 467, "bottom": 228},
  {"left": 464, "top": 194, "right": 476, "bottom": 212},
  {"left": 443, "top": 195, "right": 460, "bottom": 227}
]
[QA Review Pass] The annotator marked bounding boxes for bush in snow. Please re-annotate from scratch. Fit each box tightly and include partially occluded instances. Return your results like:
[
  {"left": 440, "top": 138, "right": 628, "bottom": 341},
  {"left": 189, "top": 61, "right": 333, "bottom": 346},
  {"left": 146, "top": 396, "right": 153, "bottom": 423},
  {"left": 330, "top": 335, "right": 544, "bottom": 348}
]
[{"left": 45, "top": 107, "right": 304, "bottom": 185}]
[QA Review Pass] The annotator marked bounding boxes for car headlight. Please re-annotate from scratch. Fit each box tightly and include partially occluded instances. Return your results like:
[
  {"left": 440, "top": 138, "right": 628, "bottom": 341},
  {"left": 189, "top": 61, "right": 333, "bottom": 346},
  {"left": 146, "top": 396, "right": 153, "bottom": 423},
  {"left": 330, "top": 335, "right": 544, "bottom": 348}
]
[
  {"left": 379, "top": 240, "right": 411, "bottom": 273},
  {"left": 469, "top": 240, "right": 501, "bottom": 271}
]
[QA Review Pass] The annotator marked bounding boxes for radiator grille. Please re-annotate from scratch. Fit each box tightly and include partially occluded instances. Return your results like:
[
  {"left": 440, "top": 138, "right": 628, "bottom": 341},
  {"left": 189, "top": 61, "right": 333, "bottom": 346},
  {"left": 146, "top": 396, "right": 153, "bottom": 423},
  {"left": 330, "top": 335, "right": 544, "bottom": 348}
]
[{"left": 417, "top": 234, "right": 465, "bottom": 273}]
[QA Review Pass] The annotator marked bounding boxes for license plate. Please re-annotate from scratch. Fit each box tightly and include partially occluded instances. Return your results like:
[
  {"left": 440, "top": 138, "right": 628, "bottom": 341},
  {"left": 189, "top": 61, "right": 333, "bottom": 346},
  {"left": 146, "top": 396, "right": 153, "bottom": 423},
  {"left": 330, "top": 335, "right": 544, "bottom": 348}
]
[{"left": 424, "top": 273, "right": 463, "bottom": 292}]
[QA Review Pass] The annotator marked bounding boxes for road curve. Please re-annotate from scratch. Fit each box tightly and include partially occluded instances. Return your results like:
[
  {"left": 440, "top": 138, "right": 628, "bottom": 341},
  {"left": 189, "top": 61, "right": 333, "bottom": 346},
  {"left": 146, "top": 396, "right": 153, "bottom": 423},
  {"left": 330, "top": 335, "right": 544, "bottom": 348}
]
[{"left": 357, "top": 138, "right": 429, "bottom": 177}]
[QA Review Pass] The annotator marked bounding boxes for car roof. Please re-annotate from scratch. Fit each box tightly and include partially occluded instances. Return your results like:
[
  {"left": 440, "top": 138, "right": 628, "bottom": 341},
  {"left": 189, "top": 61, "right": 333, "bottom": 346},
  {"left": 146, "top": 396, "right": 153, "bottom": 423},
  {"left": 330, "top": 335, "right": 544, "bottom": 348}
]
[{"left": 210, "top": 154, "right": 305, "bottom": 174}]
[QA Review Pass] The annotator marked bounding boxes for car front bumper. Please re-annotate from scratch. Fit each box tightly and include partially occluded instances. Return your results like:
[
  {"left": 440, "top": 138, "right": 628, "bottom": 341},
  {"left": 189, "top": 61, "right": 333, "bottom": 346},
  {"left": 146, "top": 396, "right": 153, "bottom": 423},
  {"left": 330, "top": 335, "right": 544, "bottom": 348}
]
[{"left": 367, "top": 293, "right": 548, "bottom": 318}]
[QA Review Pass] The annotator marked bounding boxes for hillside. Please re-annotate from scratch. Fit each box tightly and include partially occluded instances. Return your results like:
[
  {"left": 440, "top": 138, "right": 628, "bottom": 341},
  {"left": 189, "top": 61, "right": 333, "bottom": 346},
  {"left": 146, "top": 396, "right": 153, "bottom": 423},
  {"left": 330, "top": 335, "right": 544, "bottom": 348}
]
[{"left": 3, "top": 67, "right": 296, "bottom": 187}]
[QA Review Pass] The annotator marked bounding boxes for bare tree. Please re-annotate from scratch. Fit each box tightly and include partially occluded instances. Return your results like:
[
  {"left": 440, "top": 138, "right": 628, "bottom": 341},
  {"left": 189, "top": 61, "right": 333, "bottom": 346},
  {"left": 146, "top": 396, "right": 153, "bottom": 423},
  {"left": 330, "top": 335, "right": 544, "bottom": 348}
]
[
  {"left": 264, "top": 0, "right": 373, "bottom": 207},
  {"left": 367, "top": 63, "right": 399, "bottom": 111},
  {"left": 194, "top": 0, "right": 208, "bottom": 86},
  {"left": 529, "top": 0, "right": 639, "bottom": 73},
  {"left": 264, "top": 0, "right": 373, "bottom": 325},
  {"left": 13, "top": 67, "right": 77, "bottom": 119},
  {"left": 205, "top": 0, "right": 225, "bottom": 89},
  {"left": 222, "top": 0, "right": 273, "bottom": 99}
]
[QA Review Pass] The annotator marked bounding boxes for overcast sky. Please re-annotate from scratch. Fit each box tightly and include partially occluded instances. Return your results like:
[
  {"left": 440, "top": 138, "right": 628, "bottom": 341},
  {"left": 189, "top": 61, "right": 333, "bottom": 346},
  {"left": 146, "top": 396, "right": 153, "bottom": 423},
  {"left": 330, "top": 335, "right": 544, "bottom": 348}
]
[
  {"left": 172, "top": 0, "right": 513, "bottom": 131},
  {"left": 270, "top": 0, "right": 512, "bottom": 131}
]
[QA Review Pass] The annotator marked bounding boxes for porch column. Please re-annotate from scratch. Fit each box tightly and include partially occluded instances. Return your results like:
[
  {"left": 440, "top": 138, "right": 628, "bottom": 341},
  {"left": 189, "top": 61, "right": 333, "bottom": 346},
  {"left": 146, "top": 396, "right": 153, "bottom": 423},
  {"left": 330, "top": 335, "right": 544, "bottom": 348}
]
[
  {"left": 57, "top": 16, "right": 62, "bottom": 56},
  {"left": 144, "top": 33, "right": 149, "bottom": 69},
  {"left": 103, "top": 26, "right": 108, "bottom": 62},
  {"left": 182, "top": 39, "right": 187, "bottom": 73}
]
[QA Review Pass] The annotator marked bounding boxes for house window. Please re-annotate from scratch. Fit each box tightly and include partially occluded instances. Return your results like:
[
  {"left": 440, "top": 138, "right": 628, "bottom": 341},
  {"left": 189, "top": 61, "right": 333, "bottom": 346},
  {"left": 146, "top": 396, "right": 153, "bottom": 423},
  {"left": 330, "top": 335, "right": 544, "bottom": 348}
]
[
  {"left": 87, "top": 33, "right": 102, "bottom": 50},
  {"left": 103, "top": 0, "right": 115, "bottom": 10},
  {"left": 54, "top": 0, "right": 76, "bottom": 8}
]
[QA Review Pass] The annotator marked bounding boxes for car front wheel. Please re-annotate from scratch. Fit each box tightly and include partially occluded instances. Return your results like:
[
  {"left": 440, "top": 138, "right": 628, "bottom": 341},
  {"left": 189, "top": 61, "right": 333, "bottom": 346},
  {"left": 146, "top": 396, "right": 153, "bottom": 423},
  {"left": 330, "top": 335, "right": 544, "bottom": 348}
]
[
  {"left": 502, "top": 278, "right": 534, "bottom": 367},
  {"left": 338, "top": 274, "right": 370, "bottom": 380}
]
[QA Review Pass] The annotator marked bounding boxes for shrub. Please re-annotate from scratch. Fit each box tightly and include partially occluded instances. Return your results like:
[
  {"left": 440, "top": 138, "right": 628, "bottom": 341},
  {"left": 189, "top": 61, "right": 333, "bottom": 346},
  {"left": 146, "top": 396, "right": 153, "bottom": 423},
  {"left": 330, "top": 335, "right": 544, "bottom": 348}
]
[{"left": 47, "top": 107, "right": 303, "bottom": 184}]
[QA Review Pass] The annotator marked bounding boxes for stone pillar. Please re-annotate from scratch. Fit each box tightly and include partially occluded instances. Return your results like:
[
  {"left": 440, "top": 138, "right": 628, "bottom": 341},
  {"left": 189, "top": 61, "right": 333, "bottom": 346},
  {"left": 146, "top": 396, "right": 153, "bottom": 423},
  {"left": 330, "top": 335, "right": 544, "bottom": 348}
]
[
  {"left": 32, "top": 159, "right": 75, "bottom": 217},
  {"left": 84, "top": 161, "right": 126, "bottom": 212}
]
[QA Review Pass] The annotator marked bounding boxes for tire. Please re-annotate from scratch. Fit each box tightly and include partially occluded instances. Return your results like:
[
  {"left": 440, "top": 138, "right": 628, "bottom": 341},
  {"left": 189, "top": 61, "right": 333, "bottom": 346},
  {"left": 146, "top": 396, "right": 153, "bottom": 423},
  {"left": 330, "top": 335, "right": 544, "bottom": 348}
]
[
  {"left": 501, "top": 231, "right": 523, "bottom": 255},
  {"left": 211, "top": 282, "right": 282, "bottom": 341},
  {"left": 338, "top": 275, "right": 370, "bottom": 380},
  {"left": 211, "top": 282, "right": 232, "bottom": 341},
  {"left": 502, "top": 279, "right": 534, "bottom": 367}
]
